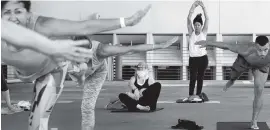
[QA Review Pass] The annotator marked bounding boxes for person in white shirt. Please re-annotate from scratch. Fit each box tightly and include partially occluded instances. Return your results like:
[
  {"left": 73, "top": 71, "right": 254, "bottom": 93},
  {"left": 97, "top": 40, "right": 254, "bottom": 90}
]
[{"left": 185, "top": 1, "right": 209, "bottom": 102}]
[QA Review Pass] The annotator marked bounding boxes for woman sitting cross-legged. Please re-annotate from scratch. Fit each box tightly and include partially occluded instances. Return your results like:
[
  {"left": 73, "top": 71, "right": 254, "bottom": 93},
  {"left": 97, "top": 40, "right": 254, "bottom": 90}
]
[{"left": 119, "top": 62, "right": 161, "bottom": 112}]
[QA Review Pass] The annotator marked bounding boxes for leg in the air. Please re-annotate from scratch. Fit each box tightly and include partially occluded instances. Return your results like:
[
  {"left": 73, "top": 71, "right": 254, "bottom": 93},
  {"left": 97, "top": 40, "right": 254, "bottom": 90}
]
[
  {"left": 251, "top": 69, "right": 268, "bottom": 129},
  {"left": 224, "top": 55, "right": 249, "bottom": 92},
  {"left": 81, "top": 64, "right": 107, "bottom": 130},
  {"left": 223, "top": 68, "right": 244, "bottom": 92}
]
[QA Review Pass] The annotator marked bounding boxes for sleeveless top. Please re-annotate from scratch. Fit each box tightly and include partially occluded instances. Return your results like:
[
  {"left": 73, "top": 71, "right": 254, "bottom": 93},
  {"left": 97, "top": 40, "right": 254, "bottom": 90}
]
[
  {"left": 189, "top": 31, "right": 207, "bottom": 57},
  {"left": 84, "top": 41, "right": 107, "bottom": 78},
  {"left": 1, "top": 13, "right": 59, "bottom": 82},
  {"left": 134, "top": 77, "right": 149, "bottom": 90}
]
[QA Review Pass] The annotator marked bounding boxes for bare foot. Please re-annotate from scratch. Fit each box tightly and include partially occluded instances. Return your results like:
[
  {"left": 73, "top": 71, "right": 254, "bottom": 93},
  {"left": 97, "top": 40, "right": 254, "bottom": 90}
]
[
  {"left": 136, "top": 104, "right": 150, "bottom": 111},
  {"left": 223, "top": 80, "right": 235, "bottom": 92},
  {"left": 8, "top": 105, "right": 23, "bottom": 113}
]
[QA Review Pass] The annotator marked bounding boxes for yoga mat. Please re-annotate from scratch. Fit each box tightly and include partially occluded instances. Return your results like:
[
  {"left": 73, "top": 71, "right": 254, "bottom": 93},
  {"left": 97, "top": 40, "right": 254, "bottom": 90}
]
[
  {"left": 176, "top": 99, "right": 220, "bottom": 104},
  {"left": 111, "top": 107, "right": 164, "bottom": 113},
  {"left": 217, "top": 122, "right": 270, "bottom": 130}
]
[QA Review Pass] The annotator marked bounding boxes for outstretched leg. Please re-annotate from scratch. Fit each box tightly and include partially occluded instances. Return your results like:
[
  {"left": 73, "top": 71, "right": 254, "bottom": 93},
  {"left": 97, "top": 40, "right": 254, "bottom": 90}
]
[
  {"left": 81, "top": 63, "right": 107, "bottom": 130},
  {"left": 224, "top": 55, "right": 249, "bottom": 92},
  {"left": 251, "top": 69, "right": 268, "bottom": 129}
]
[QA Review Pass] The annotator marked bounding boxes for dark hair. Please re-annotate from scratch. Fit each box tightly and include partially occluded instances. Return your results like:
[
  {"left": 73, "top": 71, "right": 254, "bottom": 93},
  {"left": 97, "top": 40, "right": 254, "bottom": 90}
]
[
  {"left": 255, "top": 36, "right": 269, "bottom": 46},
  {"left": 1, "top": 0, "right": 31, "bottom": 12},
  {"left": 193, "top": 13, "right": 203, "bottom": 25}
]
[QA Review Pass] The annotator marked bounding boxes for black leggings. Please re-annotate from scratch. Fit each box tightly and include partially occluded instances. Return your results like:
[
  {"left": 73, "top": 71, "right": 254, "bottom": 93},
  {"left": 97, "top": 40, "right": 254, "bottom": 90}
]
[
  {"left": 1, "top": 70, "right": 8, "bottom": 92},
  {"left": 119, "top": 82, "right": 161, "bottom": 111},
  {"left": 189, "top": 55, "right": 208, "bottom": 96}
]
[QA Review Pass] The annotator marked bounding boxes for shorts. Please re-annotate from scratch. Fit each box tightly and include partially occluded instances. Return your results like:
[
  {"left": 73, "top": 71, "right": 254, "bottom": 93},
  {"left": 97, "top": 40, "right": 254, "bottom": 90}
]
[{"left": 230, "top": 55, "right": 269, "bottom": 80}]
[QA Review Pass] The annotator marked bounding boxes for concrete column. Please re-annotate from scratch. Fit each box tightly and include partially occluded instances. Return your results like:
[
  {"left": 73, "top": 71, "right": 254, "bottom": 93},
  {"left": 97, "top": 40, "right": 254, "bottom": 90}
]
[
  {"left": 216, "top": 33, "right": 223, "bottom": 80},
  {"left": 182, "top": 33, "right": 188, "bottom": 80},
  {"left": 113, "top": 33, "right": 122, "bottom": 80},
  {"left": 146, "top": 33, "right": 155, "bottom": 79}
]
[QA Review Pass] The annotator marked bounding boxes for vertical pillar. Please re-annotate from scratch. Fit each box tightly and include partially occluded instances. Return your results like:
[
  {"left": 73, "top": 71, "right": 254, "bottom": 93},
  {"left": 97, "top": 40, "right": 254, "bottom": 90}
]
[
  {"left": 216, "top": 33, "right": 223, "bottom": 80},
  {"left": 146, "top": 33, "right": 155, "bottom": 79},
  {"left": 107, "top": 43, "right": 113, "bottom": 81},
  {"left": 249, "top": 34, "right": 257, "bottom": 80},
  {"left": 113, "top": 33, "right": 122, "bottom": 80},
  {"left": 182, "top": 33, "right": 188, "bottom": 80}
]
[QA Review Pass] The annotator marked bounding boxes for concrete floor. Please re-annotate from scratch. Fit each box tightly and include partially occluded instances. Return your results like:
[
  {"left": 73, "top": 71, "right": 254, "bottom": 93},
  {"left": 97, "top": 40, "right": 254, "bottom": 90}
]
[{"left": 2, "top": 81, "right": 270, "bottom": 130}]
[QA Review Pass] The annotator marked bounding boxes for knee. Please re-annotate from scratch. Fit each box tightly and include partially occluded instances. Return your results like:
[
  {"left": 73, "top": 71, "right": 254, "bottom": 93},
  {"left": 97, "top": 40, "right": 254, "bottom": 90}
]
[
  {"left": 156, "top": 82, "right": 161, "bottom": 88},
  {"left": 254, "top": 88, "right": 264, "bottom": 99},
  {"left": 255, "top": 87, "right": 264, "bottom": 95},
  {"left": 190, "top": 73, "right": 197, "bottom": 80},
  {"left": 152, "top": 82, "right": 161, "bottom": 89},
  {"left": 196, "top": 74, "right": 204, "bottom": 80},
  {"left": 118, "top": 93, "right": 128, "bottom": 101}
]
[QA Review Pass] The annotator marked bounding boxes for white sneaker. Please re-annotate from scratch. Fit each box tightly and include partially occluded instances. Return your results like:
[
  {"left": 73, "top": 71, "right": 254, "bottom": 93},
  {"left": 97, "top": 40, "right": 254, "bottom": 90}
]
[
  {"left": 251, "top": 125, "right": 259, "bottom": 130},
  {"left": 192, "top": 97, "right": 202, "bottom": 102}
]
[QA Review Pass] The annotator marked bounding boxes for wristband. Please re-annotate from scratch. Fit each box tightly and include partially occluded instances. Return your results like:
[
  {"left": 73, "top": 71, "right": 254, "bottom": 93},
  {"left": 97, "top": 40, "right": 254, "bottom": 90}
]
[{"left": 120, "top": 17, "right": 126, "bottom": 28}]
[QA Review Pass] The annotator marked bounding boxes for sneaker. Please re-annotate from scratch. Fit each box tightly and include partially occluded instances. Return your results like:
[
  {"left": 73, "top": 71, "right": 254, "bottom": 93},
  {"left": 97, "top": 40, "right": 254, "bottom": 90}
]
[
  {"left": 176, "top": 97, "right": 188, "bottom": 103},
  {"left": 192, "top": 97, "right": 202, "bottom": 102},
  {"left": 251, "top": 125, "right": 259, "bottom": 130},
  {"left": 182, "top": 97, "right": 189, "bottom": 102}
]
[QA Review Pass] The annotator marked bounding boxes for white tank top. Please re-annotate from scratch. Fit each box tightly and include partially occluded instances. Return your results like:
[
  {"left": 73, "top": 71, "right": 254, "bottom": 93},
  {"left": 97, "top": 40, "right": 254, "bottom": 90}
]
[{"left": 189, "top": 31, "right": 207, "bottom": 57}]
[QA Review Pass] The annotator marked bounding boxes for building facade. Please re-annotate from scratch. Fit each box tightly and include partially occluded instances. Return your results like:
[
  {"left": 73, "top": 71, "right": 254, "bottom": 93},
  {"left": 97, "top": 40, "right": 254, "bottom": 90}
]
[{"left": 3, "top": 1, "right": 270, "bottom": 81}]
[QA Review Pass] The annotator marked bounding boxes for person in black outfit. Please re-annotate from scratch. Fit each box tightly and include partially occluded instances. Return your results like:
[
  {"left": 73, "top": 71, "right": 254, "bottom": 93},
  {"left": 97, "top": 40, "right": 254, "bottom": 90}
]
[
  {"left": 119, "top": 62, "right": 161, "bottom": 111},
  {"left": 1, "top": 65, "right": 22, "bottom": 113}
]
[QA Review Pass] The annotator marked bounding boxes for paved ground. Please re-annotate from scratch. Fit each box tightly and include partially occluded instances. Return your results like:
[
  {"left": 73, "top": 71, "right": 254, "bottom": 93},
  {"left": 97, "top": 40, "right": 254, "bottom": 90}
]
[{"left": 2, "top": 81, "right": 270, "bottom": 130}]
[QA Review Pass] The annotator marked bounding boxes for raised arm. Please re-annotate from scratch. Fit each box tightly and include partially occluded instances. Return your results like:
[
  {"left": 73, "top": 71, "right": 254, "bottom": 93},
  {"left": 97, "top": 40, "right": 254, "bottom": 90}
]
[
  {"left": 187, "top": 1, "right": 199, "bottom": 35},
  {"left": 199, "top": 1, "right": 209, "bottom": 34},
  {"left": 35, "top": 5, "right": 151, "bottom": 37},
  {"left": 195, "top": 40, "right": 255, "bottom": 56},
  {"left": 97, "top": 37, "right": 179, "bottom": 59},
  {"left": 1, "top": 20, "right": 92, "bottom": 63}
]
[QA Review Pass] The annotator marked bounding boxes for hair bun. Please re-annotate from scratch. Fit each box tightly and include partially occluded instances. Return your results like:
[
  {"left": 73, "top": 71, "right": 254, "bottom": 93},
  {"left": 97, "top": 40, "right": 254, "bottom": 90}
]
[{"left": 197, "top": 13, "right": 202, "bottom": 17}]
